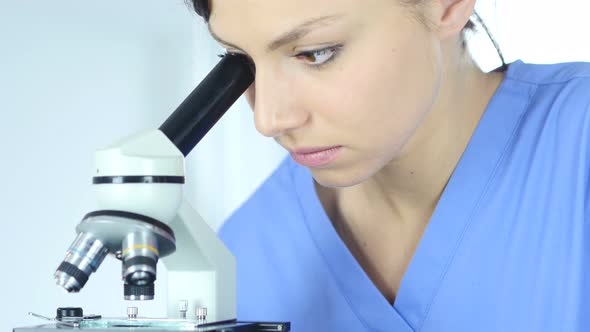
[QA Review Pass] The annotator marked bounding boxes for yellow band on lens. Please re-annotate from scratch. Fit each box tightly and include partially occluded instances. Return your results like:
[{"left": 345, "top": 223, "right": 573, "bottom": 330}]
[{"left": 122, "top": 244, "right": 159, "bottom": 257}]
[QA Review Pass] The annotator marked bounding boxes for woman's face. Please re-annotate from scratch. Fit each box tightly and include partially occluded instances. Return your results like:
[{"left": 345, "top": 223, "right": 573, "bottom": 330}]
[{"left": 209, "top": 0, "right": 444, "bottom": 187}]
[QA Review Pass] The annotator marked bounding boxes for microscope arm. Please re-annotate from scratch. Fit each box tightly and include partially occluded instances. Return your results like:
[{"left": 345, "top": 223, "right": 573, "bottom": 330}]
[{"left": 163, "top": 200, "right": 236, "bottom": 322}]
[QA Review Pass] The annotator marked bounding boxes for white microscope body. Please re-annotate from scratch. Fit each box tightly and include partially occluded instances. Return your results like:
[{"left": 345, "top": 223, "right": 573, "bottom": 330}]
[
  {"left": 95, "top": 129, "right": 236, "bottom": 322},
  {"left": 53, "top": 54, "right": 253, "bottom": 324}
]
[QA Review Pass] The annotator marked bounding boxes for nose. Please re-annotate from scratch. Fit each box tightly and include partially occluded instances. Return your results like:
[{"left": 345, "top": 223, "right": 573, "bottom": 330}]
[{"left": 251, "top": 67, "right": 309, "bottom": 138}]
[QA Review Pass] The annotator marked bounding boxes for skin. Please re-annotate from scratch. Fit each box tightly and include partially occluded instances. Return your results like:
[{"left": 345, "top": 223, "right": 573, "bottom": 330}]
[{"left": 208, "top": 0, "right": 505, "bottom": 304}]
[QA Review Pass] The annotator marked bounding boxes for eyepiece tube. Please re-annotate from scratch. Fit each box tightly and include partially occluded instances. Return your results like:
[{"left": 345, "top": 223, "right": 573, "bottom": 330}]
[{"left": 159, "top": 53, "right": 255, "bottom": 156}]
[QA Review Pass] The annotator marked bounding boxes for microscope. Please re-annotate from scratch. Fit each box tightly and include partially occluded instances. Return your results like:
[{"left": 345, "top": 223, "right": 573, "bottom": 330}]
[{"left": 14, "top": 54, "right": 290, "bottom": 332}]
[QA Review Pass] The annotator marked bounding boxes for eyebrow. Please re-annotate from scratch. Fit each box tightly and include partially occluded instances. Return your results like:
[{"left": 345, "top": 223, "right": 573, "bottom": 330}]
[{"left": 208, "top": 14, "right": 343, "bottom": 53}]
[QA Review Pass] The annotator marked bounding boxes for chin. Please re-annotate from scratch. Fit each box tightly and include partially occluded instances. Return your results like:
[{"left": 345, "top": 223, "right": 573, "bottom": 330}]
[{"left": 309, "top": 165, "right": 374, "bottom": 189}]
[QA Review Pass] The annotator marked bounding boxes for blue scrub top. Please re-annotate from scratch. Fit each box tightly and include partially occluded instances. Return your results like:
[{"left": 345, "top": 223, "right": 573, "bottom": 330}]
[{"left": 219, "top": 60, "right": 590, "bottom": 331}]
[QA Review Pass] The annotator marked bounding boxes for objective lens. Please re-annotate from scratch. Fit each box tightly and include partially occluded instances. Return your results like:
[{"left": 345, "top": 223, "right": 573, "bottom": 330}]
[
  {"left": 124, "top": 283, "right": 155, "bottom": 301},
  {"left": 55, "top": 232, "right": 109, "bottom": 292},
  {"left": 121, "top": 232, "right": 159, "bottom": 300}
]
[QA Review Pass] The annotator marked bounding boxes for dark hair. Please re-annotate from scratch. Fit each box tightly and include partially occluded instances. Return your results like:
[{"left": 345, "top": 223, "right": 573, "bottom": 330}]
[
  {"left": 189, "top": 0, "right": 210, "bottom": 21},
  {"left": 187, "top": 0, "right": 506, "bottom": 70}
]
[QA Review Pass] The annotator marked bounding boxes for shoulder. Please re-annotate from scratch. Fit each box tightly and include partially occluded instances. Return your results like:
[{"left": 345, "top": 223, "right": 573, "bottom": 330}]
[
  {"left": 505, "top": 61, "right": 590, "bottom": 139},
  {"left": 218, "top": 156, "right": 303, "bottom": 246},
  {"left": 506, "top": 60, "right": 590, "bottom": 113},
  {"left": 507, "top": 60, "right": 590, "bottom": 87},
  {"left": 502, "top": 61, "right": 590, "bottom": 197}
]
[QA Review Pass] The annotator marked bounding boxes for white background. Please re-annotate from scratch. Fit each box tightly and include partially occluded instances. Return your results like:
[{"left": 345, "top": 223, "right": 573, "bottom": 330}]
[{"left": 1, "top": 0, "right": 588, "bottom": 330}]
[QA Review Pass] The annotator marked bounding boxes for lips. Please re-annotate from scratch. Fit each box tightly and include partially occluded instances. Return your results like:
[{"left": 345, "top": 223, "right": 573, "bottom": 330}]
[{"left": 289, "top": 145, "right": 342, "bottom": 168}]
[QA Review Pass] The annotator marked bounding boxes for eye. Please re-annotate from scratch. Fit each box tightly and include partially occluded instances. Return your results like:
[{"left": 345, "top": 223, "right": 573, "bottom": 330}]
[{"left": 295, "top": 45, "right": 342, "bottom": 68}]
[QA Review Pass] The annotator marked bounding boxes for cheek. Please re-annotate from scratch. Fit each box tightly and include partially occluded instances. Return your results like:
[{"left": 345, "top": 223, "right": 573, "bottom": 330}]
[{"left": 331, "top": 36, "right": 441, "bottom": 149}]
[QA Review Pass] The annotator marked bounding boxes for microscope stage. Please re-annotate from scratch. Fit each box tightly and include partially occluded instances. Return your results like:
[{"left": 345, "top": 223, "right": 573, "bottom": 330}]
[{"left": 14, "top": 320, "right": 289, "bottom": 332}]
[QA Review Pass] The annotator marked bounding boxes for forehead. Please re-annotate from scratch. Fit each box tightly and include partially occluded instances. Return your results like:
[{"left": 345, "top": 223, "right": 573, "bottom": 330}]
[
  {"left": 209, "top": 0, "right": 357, "bottom": 20},
  {"left": 208, "top": 0, "right": 365, "bottom": 39}
]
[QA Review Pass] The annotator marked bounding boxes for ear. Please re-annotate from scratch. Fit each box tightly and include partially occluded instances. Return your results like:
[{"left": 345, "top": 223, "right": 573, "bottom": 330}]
[{"left": 432, "top": 0, "right": 476, "bottom": 39}]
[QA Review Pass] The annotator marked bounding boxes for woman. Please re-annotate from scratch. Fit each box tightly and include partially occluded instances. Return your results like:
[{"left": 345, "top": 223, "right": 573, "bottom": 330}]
[{"left": 189, "top": 0, "right": 590, "bottom": 331}]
